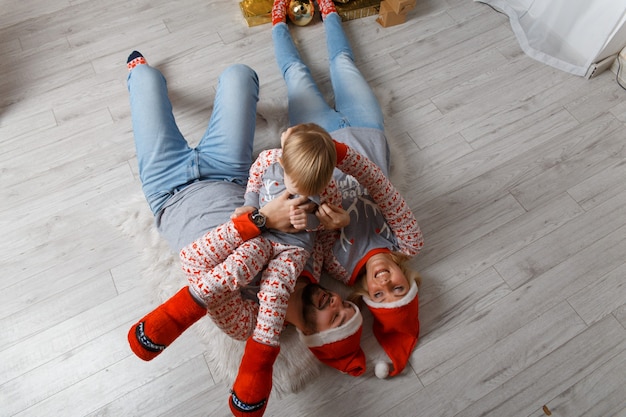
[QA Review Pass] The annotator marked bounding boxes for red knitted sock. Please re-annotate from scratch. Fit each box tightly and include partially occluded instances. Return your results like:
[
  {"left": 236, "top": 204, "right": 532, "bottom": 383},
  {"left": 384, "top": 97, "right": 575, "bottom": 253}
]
[
  {"left": 272, "top": 0, "right": 289, "bottom": 25},
  {"left": 229, "top": 339, "right": 280, "bottom": 417},
  {"left": 317, "top": 0, "right": 337, "bottom": 19},
  {"left": 127, "top": 50, "right": 147, "bottom": 71},
  {"left": 128, "top": 286, "right": 206, "bottom": 361}
]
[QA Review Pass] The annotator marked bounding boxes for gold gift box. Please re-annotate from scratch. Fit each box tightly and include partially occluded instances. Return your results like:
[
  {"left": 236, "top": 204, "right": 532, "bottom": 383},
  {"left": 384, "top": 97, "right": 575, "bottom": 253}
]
[
  {"left": 239, "top": 0, "right": 273, "bottom": 27},
  {"left": 335, "top": 0, "right": 381, "bottom": 21},
  {"left": 239, "top": 0, "right": 381, "bottom": 27}
]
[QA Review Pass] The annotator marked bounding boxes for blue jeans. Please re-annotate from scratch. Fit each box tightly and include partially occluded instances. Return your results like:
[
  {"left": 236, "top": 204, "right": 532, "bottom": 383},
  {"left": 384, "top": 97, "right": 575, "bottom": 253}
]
[
  {"left": 272, "top": 13, "right": 384, "bottom": 131},
  {"left": 127, "top": 64, "right": 259, "bottom": 214}
]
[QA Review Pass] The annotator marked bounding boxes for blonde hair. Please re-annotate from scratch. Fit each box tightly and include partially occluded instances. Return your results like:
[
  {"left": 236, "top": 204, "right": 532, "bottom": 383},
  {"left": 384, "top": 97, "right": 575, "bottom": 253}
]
[
  {"left": 348, "top": 251, "right": 421, "bottom": 303},
  {"left": 281, "top": 123, "right": 336, "bottom": 196}
]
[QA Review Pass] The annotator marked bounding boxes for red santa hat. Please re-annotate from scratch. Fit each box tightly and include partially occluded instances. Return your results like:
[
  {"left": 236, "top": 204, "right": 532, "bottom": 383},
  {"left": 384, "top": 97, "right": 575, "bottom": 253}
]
[
  {"left": 299, "top": 301, "right": 366, "bottom": 376},
  {"left": 363, "top": 280, "right": 419, "bottom": 378}
]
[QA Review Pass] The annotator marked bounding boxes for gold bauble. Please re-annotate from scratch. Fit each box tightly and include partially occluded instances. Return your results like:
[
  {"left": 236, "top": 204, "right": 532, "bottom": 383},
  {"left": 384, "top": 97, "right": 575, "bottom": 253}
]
[{"left": 288, "top": 0, "right": 315, "bottom": 26}]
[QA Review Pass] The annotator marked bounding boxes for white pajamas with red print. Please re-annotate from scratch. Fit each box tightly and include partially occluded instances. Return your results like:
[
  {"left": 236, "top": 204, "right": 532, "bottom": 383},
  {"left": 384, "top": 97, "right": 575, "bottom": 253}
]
[
  {"left": 180, "top": 150, "right": 342, "bottom": 346},
  {"left": 244, "top": 149, "right": 342, "bottom": 347},
  {"left": 180, "top": 221, "right": 273, "bottom": 341}
]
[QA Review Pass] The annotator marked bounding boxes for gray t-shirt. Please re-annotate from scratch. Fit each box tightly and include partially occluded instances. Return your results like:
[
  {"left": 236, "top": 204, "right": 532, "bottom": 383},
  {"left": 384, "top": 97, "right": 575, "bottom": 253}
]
[
  {"left": 324, "top": 127, "right": 401, "bottom": 284},
  {"left": 156, "top": 180, "right": 245, "bottom": 252}
]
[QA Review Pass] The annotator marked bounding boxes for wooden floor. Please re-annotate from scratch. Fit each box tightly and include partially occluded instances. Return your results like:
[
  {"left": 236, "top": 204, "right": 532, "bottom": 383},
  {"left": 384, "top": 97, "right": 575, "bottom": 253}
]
[{"left": 2, "top": 0, "right": 626, "bottom": 416}]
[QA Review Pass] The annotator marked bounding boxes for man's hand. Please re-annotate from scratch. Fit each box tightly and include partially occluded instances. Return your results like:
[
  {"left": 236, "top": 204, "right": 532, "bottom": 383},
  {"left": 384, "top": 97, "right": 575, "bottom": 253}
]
[
  {"left": 316, "top": 202, "right": 350, "bottom": 230},
  {"left": 260, "top": 192, "right": 309, "bottom": 233}
]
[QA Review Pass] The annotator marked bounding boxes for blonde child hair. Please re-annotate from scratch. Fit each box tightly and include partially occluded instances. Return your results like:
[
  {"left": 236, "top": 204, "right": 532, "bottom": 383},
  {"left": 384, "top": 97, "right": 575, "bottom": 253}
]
[
  {"left": 281, "top": 123, "right": 337, "bottom": 196},
  {"left": 348, "top": 251, "right": 421, "bottom": 303}
]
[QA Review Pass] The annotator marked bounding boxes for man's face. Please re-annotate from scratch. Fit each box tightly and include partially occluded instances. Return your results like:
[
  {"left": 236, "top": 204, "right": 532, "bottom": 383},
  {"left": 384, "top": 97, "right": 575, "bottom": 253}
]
[{"left": 301, "top": 283, "right": 356, "bottom": 334}]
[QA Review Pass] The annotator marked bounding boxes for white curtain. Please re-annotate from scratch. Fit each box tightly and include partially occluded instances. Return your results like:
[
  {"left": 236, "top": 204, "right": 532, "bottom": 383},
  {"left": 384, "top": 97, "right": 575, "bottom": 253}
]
[{"left": 476, "top": 0, "right": 626, "bottom": 77}]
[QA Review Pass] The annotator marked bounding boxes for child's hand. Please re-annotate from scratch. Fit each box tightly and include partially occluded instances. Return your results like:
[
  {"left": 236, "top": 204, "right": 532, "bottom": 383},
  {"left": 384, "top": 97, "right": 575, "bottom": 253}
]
[
  {"left": 289, "top": 205, "right": 308, "bottom": 230},
  {"left": 261, "top": 192, "right": 308, "bottom": 232},
  {"left": 316, "top": 203, "right": 350, "bottom": 230},
  {"left": 231, "top": 205, "right": 256, "bottom": 219}
]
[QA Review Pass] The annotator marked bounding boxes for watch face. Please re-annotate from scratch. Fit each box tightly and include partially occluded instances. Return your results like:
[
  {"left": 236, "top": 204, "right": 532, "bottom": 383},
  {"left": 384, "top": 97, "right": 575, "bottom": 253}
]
[{"left": 252, "top": 212, "right": 265, "bottom": 228}]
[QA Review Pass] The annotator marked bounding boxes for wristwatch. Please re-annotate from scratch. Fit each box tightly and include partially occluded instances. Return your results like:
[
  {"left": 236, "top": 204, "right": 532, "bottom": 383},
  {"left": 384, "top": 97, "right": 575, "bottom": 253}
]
[{"left": 250, "top": 209, "right": 267, "bottom": 232}]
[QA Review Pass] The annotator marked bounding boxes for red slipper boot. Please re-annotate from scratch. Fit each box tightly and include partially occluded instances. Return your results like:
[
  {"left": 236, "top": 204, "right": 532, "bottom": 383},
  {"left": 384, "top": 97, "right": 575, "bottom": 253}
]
[
  {"left": 229, "top": 338, "right": 280, "bottom": 417},
  {"left": 128, "top": 286, "right": 206, "bottom": 361}
]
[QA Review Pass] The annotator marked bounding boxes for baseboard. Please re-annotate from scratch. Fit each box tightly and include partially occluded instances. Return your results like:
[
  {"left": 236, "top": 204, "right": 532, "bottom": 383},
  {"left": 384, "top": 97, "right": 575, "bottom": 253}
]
[{"left": 586, "top": 54, "right": 617, "bottom": 79}]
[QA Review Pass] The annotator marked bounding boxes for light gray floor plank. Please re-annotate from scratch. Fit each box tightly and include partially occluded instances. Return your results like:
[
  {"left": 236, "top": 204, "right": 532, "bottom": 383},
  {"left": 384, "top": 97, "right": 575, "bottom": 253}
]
[
  {"left": 387, "top": 302, "right": 587, "bottom": 417},
  {"left": 567, "top": 261, "right": 626, "bottom": 326},
  {"left": 86, "top": 354, "right": 215, "bottom": 417},
  {"left": 459, "top": 315, "right": 626, "bottom": 417},
  {"left": 494, "top": 189, "right": 626, "bottom": 289},
  {"left": 418, "top": 192, "right": 583, "bottom": 304},
  {"left": 2, "top": 0, "right": 626, "bottom": 416}
]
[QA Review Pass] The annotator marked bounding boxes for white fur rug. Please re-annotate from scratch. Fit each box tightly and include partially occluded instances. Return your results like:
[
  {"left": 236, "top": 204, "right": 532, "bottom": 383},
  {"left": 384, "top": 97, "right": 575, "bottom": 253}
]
[{"left": 112, "top": 92, "right": 406, "bottom": 397}]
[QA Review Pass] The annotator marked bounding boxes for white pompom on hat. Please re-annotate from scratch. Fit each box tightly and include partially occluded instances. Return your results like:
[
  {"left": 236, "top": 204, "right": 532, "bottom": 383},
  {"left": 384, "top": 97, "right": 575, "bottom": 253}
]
[
  {"left": 363, "top": 280, "right": 419, "bottom": 378},
  {"left": 299, "top": 301, "right": 366, "bottom": 376}
]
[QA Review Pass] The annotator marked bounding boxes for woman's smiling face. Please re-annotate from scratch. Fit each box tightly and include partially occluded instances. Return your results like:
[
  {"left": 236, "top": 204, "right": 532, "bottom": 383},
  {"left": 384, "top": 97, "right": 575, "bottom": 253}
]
[{"left": 364, "top": 253, "right": 410, "bottom": 303}]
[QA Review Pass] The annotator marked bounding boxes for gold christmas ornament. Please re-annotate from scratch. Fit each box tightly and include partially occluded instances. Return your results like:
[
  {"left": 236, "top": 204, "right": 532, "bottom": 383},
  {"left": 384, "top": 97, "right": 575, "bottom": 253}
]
[{"left": 288, "top": 0, "right": 315, "bottom": 26}]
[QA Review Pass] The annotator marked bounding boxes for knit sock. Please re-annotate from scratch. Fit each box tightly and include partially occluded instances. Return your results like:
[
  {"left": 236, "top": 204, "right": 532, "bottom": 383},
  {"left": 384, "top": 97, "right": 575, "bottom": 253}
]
[
  {"left": 229, "top": 338, "right": 280, "bottom": 417},
  {"left": 127, "top": 50, "right": 147, "bottom": 71},
  {"left": 317, "top": 0, "right": 337, "bottom": 19},
  {"left": 272, "top": 0, "right": 289, "bottom": 25},
  {"left": 128, "top": 286, "right": 206, "bottom": 361}
]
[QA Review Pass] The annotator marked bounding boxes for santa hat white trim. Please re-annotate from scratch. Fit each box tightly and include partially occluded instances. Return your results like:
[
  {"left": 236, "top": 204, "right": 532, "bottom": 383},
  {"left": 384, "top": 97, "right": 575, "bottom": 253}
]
[
  {"left": 299, "top": 302, "right": 362, "bottom": 347},
  {"left": 363, "top": 280, "right": 418, "bottom": 309}
]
